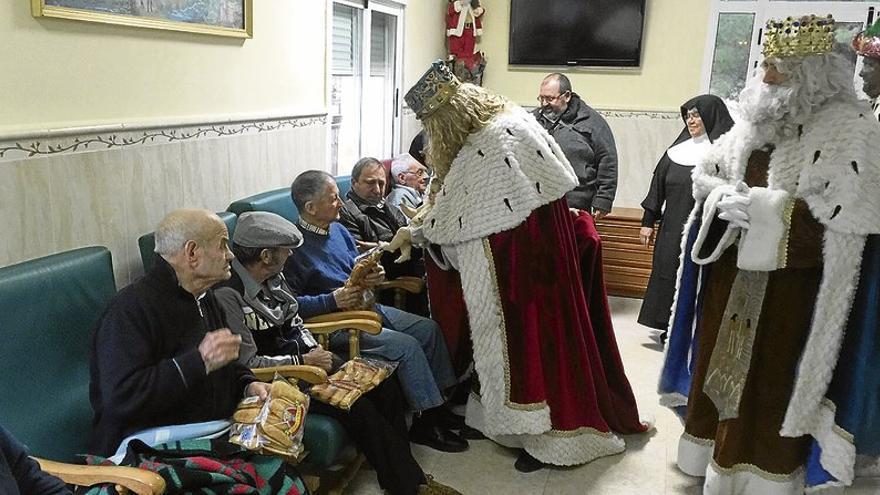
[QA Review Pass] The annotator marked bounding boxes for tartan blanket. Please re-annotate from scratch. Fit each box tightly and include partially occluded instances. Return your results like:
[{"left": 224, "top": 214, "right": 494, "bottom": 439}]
[{"left": 78, "top": 438, "right": 308, "bottom": 495}]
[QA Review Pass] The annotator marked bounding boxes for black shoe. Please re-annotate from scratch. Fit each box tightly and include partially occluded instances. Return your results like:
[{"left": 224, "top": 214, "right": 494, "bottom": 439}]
[
  {"left": 514, "top": 450, "right": 545, "bottom": 473},
  {"left": 457, "top": 424, "right": 486, "bottom": 440},
  {"left": 437, "top": 408, "right": 466, "bottom": 430},
  {"left": 410, "top": 424, "right": 469, "bottom": 453}
]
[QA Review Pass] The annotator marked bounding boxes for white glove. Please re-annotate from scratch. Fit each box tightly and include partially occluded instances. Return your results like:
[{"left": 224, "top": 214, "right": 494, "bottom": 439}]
[
  {"left": 383, "top": 227, "right": 414, "bottom": 263},
  {"left": 717, "top": 182, "right": 751, "bottom": 229}
]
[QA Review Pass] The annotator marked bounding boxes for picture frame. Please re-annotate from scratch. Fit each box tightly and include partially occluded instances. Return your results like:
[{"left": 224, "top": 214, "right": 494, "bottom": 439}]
[{"left": 31, "top": 0, "right": 253, "bottom": 38}]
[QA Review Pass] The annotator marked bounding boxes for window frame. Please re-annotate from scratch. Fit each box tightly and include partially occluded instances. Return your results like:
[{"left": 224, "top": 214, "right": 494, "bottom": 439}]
[
  {"left": 701, "top": 0, "right": 880, "bottom": 98},
  {"left": 326, "top": 0, "right": 405, "bottom": 175}
]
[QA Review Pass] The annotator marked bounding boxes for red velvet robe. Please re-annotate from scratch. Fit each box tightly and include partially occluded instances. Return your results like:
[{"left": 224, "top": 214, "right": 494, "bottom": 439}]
[{"left": 427, "top": 200, "right": 646, "bottom": 464}]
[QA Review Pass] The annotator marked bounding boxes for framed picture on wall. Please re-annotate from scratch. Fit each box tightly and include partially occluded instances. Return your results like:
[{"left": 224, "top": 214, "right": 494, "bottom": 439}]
[{"left": 31, "top": 0, "right": 253, "bottom": 38}]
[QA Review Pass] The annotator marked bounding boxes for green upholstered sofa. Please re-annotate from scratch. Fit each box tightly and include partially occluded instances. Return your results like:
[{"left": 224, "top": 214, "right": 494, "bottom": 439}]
[
  {"left": 0, "top": 247, "right": 165, "bottom": 493},
  {"left": 1, "top": 247, "right": 116, "bottom": 462},
  {"left": 228, "top": 187, "right": 299, "bottom": 223}
]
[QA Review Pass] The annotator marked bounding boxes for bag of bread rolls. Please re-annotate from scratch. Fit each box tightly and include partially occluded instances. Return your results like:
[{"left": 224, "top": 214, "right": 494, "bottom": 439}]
[
  {"left": 308, "top": 356, "right": 397, "bottom": 410},
  {"left": 230, "top": 373, "right": 309, "bottom": 458}
]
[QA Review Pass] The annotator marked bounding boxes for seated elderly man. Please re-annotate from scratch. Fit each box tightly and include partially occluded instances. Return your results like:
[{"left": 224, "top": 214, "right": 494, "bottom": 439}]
[
  {"left": 386, "top": 153, "right": 429, "bottom": 209},
  {"left": 340, "top": 157, "right": 426, "bottom": 313},
  {"left": 283, "top": 170, "right": 468, "bottom": 453},
  {"left": 339, "top": 156, "right": 412, "bottom": 248},
  {"left": 214, "top": 211, "right": 459, "bottom": 495},
  {"left": 89, "top": 209, "right": 280, "bottom": 456}
]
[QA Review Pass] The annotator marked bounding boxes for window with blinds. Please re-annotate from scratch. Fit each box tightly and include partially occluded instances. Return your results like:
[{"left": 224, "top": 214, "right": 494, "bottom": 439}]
[
  {"left": 333, "top": 4, "right": 359, "bottom": 76},
  {"left": 329, "top": 1, "right": 402, "bottom": 175},
  {"left": 370, "top": 14, "right": 389, "bottom": 76}
]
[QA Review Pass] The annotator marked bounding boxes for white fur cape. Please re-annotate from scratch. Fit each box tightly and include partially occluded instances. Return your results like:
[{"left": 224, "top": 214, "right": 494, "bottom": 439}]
[{"left": 421, "top": 107, "right": 628, "bottom": 466}]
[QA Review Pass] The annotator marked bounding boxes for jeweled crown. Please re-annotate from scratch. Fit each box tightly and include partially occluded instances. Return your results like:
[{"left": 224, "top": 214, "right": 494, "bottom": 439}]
[
  {"left": 405, "top": 60, "right": 462, "bottom": 120},
  {"left": 763, "top": 14, "right": 835, "bottom": 59}
]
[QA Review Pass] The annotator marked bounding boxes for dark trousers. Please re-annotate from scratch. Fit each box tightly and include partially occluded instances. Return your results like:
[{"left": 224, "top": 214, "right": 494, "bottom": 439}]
[{"left": 309, "top": 376, "right": 425, "bottom": 495}]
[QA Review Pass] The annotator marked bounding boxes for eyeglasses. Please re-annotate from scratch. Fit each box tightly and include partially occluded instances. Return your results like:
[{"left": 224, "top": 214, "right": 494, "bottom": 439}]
[
  {"left": 403, "top": 169, "right": 430, "bottom": 178},
  {"left": 536, "top": 92, "right": 569, "bottom": 104}
]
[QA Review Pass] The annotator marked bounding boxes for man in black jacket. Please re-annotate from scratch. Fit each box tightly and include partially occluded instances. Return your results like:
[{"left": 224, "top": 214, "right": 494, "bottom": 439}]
[
  {"left": 89, "top": 209, "right": 270, "bottom": 457},
  {"left": 339, "top": 157, "right": 425, "bottom": 293},
  {"left": 532, "top": 73, "right": 619, "bottom": 219}
]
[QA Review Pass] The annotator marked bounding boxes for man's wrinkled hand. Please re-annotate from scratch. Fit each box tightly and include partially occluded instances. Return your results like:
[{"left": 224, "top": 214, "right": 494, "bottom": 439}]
[
  {"left": 333, "top": 286, "right": 362, "bottom": 310},
  {"left": 303, "top": 346, "right": 334, "bottom": 372},
  {"left": 384, "top": 227, "right": 413, "bottom": 263},
  {"left": 199, "top": 329, "right": 241, "bottom": 374},
  {"left": 592, "top": 208, "right": 609, "bottom": 220},
  {"left": 246, "top": 381, "right": 271, "bottom": 400}
]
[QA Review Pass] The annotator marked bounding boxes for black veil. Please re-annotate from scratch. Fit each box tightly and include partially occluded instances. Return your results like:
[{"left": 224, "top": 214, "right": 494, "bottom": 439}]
[{"left": 670, "top": 94, "right": 735, "bottom": 147}]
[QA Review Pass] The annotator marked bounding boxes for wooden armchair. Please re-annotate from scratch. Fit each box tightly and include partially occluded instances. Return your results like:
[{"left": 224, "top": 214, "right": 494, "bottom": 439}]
[
  {"left": 251, "top": 310, "right": 381, "bottom": 495},
  {"left": 303, "top": 309, "right": 383, "bottom": 358},
  {"left": 35, "top": 460, "right": 166, "bottom": 495},
  {"left": 377, "top": 276, "right": 426, "bottom": 309}
]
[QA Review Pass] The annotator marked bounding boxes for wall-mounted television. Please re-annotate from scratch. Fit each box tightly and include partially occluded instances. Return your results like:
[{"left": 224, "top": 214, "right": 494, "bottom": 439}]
[{"left": 509, "top": 0, "right": 647, "bottom": 67}]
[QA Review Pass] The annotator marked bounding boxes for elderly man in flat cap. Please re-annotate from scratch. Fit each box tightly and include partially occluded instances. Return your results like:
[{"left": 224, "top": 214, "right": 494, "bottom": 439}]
[{"left": 215, "top": 211, "right": 460, "bottom": 495}]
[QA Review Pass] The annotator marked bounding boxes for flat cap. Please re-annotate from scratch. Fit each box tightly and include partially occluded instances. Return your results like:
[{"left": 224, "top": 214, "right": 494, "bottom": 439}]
[{"left": 233, "top": 211, "right": 303, "bottom": 249}]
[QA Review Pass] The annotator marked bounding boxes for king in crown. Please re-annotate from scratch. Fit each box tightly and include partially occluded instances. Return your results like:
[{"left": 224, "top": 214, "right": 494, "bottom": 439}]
[{"left": 657, "top": 12, "right": 880, "bottom": 494}]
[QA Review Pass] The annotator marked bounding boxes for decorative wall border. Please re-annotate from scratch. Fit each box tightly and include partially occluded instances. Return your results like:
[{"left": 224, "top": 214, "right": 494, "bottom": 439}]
[
  {"left": 0, "top": 113, "right": 327, "bottom": 163},
  {"left": 523, "top": 105, "right": 680, "bottom": 120},
  {"left": 599, "top": 109, "right": 681, "bottom": 120}
]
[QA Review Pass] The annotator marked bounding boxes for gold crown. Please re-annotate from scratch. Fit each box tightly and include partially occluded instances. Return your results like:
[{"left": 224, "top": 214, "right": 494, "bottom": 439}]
[
  {"left": 405, "top": 60, "right": 462, "bottom": 120},
  {"left": 763, "top": 15, "right": 835, "bottom": 58}
]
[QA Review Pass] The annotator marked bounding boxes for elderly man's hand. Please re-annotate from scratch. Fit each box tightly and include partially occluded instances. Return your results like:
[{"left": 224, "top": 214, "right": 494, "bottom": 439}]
[
  {"left": 199, "top": 329, "right": 241, "bottom": 374},
  {"left": 592, "top": 208, "right": 610, "bottom": 221},
  {"left": 303, "top": 346, "right": 334, "bottom": 372},
  {"left": 333, "top": 286, "right": 363, "bottom": 310},
  {"left": 245, "top": 381, "right": 271, "bottom": 400}
]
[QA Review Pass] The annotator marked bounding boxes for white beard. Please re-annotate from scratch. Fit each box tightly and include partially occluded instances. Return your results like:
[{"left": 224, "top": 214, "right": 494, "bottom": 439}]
[{"left": 737, "top": 78, "right": 794, "bottom": 127}]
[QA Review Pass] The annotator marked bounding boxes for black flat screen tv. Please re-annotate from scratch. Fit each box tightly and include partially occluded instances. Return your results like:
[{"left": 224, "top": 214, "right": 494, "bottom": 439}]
[{"left": 509, "top": 0, "right": 647, "bottom": 67}]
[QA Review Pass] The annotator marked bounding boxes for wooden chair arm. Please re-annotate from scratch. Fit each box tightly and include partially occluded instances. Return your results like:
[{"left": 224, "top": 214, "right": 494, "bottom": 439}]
[
  {"left": 251, "top": 364, "right": 328, "bottom": 384},
  {"left": 304, "top": 310, "right": 382, "bottom": 324},
  {"left": 304, "top": 319, "right": 382, "bottom": 336},
  {"left": 35, "top": 457, "right": 166, "bottom": 495},
  {"left": 376, "top": 276, "right": 424, "bottom": 294}
]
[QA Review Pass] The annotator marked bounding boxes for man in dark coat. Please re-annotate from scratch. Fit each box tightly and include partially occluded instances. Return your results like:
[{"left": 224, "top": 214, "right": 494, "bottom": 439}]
[
  {"left": 532, "top": 73, "right": 618, "bottom": 218},
  {"left": 339, "top": 157, "right": 425, "bottom": 297},
  {"left": 89, "top": 209, "right": 270, "bottom": 457}
]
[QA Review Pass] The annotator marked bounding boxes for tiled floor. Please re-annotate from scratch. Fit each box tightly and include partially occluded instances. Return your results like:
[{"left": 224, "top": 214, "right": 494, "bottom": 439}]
[{"left": 346, "top": 297, "right": 880, "bottom": 494}]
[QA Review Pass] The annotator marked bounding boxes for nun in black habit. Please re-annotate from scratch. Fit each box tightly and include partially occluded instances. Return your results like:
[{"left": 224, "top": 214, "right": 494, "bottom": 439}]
[{"left": 637, "top": 94, "right": 734, "bottom": 338}]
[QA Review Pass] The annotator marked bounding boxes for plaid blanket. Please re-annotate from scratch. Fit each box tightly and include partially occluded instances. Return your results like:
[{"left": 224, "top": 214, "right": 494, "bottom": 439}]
[{"left": 78, "top": 438, "right": 308, "bottom": 495}]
